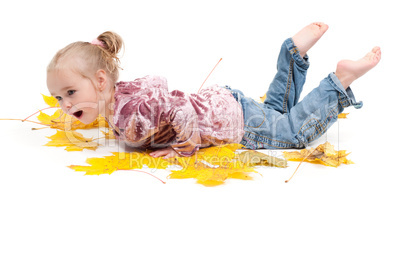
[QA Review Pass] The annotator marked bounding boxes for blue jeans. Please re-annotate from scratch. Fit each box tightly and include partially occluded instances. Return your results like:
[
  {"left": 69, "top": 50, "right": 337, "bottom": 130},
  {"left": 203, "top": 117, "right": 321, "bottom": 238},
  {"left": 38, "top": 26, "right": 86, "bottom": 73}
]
[{"left": 226, "top": 38, "right": 363, "bottom": 149}]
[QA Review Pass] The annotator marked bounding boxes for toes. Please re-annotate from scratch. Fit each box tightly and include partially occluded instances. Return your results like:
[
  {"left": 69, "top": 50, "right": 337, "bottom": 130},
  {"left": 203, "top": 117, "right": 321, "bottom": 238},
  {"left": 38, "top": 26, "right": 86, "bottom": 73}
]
[
  {"left": 372, "top": 46, "right": 381, "bottom": 53},
  {"left": 312, "top": 22, "right": 329, "bottom": 33},
  {"left": 313, "top": 22, "right": 325, "bottom": 27},
  {"left": 374, "top": 48, "right": 381, "bottom": 59},
  {"left": 367, "top": 47, "right": 381, "bottom": 62}
]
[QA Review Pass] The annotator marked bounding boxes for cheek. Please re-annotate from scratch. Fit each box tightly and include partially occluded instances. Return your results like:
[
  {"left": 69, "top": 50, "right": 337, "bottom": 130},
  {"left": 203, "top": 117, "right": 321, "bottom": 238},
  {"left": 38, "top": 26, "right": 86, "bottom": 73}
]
[
  {"left": 77, "top": 103, "right": 99, "bottom": 114},
  {"left": 83, "top": 90, "right": 101, "bottom": 106}
]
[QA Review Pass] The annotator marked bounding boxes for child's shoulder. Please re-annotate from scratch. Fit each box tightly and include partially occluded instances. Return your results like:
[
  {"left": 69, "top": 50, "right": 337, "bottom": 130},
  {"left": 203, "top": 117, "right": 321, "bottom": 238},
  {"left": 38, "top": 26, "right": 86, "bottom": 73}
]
[{"left": 115, "top": 75, "right": 168, "bottom": 95}]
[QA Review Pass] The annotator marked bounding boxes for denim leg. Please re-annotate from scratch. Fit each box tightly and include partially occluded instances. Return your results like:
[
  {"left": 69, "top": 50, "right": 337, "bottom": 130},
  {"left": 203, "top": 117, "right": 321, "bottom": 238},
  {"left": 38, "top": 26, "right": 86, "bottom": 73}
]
[
  {"left": 264, "top": 38, "right": 310, "bottom": 114},
  {"left": 240, "top": 73, "right": 363, "bottom": 149}
]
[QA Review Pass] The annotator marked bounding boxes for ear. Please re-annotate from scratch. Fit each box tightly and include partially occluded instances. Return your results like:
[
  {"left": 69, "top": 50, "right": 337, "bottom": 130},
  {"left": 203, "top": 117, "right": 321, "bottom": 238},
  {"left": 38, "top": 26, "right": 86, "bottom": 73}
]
[{"left": 95, "top": 69, "right": 108, "bottom": 92}]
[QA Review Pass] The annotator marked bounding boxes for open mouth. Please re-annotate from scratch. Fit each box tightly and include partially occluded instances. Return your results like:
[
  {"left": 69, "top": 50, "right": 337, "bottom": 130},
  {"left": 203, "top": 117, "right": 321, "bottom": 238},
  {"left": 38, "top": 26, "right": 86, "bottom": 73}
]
[{"left": 73, "top": 110, "right": 83, "bottom": 119}]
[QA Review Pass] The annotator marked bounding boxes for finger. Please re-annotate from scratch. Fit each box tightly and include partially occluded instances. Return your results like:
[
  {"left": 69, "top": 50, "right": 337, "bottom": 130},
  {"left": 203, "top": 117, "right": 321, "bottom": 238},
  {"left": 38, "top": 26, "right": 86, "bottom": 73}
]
[
  {"left": 163, "top": 150, "right": 180, "bottom": 159},
  {"left": 163, "top": 153, "right": 175, "bottom": 159},
  {"left": 163, "top": 154, "right": 175, "bottom": 159},
  {"left": 150, "top": 150, "right": 168, "bottom": 158}
]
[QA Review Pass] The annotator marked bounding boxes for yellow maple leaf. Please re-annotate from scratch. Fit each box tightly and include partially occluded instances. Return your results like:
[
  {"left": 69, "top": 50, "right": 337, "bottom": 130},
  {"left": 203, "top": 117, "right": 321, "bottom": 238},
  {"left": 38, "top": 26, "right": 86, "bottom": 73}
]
[
  {"left": 42, "top": 94, "right": 59, "bottom": 107},
  {"left": 70, "top": 157, "right": 118, "bottom": 175},
  {"left": 68, "top": 152, "right": 171, "bottom": 175},
  {"left": 69, "top": 153, "right": 138, "bottom": 175},
  {"left": 168, "top": 161, "right": 257, "bottom": 186},
  {"left": 283, "top": 141, "right": 353, "bottom": 167},
  {"left": 45, "top": 130, "right": 99, "bottom": 151},
  {"left": 196, "top": 145, "right": 237, "bottom": 166},
  {"left": 37, "top": 109, "right": 63, "bottom": 125}
]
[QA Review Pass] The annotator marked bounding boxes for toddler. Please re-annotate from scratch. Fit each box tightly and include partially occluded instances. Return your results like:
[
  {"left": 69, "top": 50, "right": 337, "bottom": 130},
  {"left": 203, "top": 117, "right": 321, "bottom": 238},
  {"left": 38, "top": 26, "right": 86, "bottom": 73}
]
[{"left": 46, "top": 23, "right": 381, "bottom": 159}]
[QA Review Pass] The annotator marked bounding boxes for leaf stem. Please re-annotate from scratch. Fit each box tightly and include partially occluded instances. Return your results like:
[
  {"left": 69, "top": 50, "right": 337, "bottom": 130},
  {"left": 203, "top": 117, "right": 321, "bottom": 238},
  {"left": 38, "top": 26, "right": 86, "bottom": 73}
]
[
  {"left": 197, "top": 58, "right": 222, "bottom": 93},
  {"left": 119, "top": 169, "right": 166, "bottom": 184},
  {"left": 0, "top": 118, "right": 49, "bottom": 126},
  {"left": 285, "top": 148, "right": 317, "bottom": 183},
  {"left": 23, "top": 106, "right": 59, "bottom": 121},
  {"left": 32, "top": 126, "right": 50, "bottom": 130}
]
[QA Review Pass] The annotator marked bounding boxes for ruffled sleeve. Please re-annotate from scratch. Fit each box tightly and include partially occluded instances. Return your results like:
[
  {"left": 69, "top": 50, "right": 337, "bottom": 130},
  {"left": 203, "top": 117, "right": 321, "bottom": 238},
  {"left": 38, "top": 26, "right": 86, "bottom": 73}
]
[
  {"left": 114, "top": 76, "right": 170, "bottom": 145},
  {"left": 114, "top": 76, "right": 201, "bottom": 156}
]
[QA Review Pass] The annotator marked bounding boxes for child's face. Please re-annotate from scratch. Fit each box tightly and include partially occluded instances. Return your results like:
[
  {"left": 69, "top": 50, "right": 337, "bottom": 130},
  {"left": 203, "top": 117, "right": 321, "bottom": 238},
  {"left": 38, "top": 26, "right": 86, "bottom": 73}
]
[{"left": 47, "top": 68, "right": 101, "bottom": 125}]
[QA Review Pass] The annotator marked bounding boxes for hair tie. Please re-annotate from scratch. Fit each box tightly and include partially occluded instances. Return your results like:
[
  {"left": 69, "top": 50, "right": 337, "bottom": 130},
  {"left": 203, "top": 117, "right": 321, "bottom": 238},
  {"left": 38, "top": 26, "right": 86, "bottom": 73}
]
[{"left": 90, "top": 38, "right": 105, "bottom": 48}]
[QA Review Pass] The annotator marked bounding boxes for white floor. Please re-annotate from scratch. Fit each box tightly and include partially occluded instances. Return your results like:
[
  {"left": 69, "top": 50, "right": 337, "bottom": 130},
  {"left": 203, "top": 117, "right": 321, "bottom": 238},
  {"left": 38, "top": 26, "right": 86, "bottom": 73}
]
[{"left": 1, "top": 1, "right": 401, "bottom": 266}]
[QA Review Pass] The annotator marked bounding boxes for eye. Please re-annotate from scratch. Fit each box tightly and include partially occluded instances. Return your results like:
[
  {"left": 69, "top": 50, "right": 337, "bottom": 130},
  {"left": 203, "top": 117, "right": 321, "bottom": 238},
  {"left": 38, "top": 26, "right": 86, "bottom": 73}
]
[
  {"left": 67, "top": 90, "right": 76, "bottom": 96},
  {"left": 55, "top": 96, "right": 62, "bottom": 101}
]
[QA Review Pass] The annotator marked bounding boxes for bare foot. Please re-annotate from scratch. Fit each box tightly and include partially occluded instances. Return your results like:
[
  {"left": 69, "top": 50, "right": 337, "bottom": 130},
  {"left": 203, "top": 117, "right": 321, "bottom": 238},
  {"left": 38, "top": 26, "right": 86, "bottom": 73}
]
[
  {"left": 292, "top": 22, "right": 329, "bottom": 57},
  {"left": 335, "top": 46, "right": 381, "bottom": 89}
]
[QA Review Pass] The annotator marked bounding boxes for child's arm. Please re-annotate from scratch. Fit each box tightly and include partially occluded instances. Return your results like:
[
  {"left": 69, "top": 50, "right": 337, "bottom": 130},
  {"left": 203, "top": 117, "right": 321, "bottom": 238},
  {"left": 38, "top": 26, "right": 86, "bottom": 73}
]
[
  {"left": 115, "top": 76, "right": 201, "bottom": 157},
  {"left": 169, "top": 106, "right": 201, "bottom": 157},
  {"left": 146, "top": 107, "right": 201, "bottom": 158}
]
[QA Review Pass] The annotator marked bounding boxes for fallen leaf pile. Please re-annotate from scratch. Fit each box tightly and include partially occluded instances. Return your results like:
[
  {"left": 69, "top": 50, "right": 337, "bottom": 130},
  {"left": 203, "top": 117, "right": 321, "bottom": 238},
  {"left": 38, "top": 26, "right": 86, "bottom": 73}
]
[{"left": 68, "top": 144, "right": 288, "bottom": 186}]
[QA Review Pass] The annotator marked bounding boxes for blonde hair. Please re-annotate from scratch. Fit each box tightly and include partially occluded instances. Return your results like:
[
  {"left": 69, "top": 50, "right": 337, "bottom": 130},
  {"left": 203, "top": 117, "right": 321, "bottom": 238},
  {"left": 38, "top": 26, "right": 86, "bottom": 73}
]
[{"left": 47, "top": 31, "right": 124, "bottom": 86}]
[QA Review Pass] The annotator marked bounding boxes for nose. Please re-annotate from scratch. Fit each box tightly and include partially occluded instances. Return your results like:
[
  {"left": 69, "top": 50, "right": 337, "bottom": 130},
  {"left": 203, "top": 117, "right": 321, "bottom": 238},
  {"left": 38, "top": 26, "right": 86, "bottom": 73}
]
[{"left": 61, "top": 101, "right": 72, "bottom": 112}]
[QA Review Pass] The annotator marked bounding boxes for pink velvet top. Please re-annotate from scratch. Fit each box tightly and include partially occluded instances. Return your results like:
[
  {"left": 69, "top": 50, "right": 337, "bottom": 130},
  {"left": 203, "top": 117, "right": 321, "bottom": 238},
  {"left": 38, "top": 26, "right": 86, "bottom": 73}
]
[{"left": 112, "top": 75, "right": 245, "bottom": 156}]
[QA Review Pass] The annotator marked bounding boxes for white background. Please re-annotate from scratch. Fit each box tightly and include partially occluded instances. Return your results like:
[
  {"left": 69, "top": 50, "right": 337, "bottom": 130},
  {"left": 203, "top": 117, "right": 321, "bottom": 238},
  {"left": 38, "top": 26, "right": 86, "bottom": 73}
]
[{"left": 1, "top": 0, "right": 401, "bottom": 266}]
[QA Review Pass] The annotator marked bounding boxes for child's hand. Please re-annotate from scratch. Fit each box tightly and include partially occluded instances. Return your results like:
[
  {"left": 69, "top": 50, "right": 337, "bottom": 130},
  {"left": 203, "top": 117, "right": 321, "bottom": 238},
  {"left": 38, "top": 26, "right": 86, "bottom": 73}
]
[{"left": 149, "top": 147, "right": 180, "bottom": 159}]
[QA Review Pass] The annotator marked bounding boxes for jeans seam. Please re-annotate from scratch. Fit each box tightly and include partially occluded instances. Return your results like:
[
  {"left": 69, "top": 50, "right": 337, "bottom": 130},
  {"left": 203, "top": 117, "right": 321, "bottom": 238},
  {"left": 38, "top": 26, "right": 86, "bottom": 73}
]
[
  {"left": 241, "top": 135, "right": 257, "bottom": 149},
  {"left": 282, "top": 58, "right": 294, "bottom": 113},
  {"left": 297, "top": 105, "right": 338, "bottom": 142},
  {"left": 287, "top": 37, "right": 310, "bottom": 70},
  {"left": 243, "top": 133, "right": 296, "bottom": 149},
  {"left": 243, "top": 130, "right": 296, "bottom": 147},
  {"left": 302, "top": 121, "right": 322, "bottom": 142},
  {"left": 338, "top": 92, "right": 350, "bottom": 108},
  {"left": 244, "top": 100, "right": 267, "bottom": 128}
]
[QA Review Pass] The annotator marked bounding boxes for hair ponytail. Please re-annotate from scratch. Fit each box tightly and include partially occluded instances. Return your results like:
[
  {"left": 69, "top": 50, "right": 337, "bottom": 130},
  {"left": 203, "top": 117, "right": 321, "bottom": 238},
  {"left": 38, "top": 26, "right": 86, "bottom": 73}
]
[
  {"left": 92, "top": 31, "right": 124, "bottom": 83},
  {"left": 96, "top": 31, "right": 124, "bottom": 59}
]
